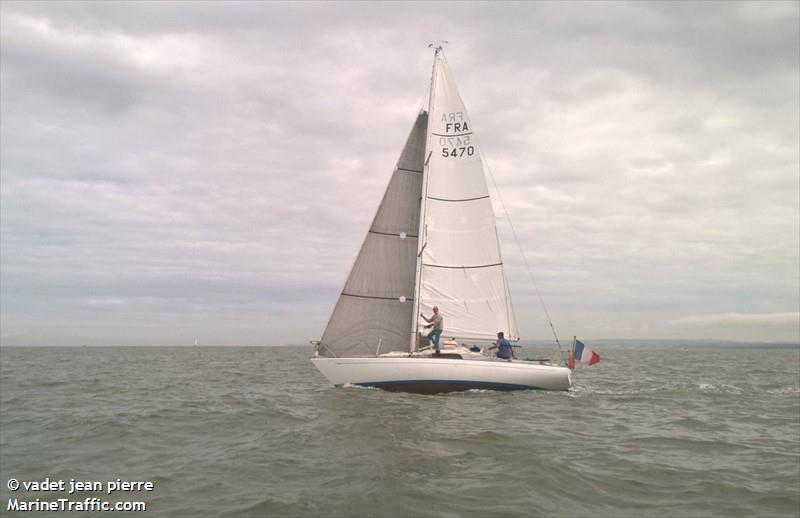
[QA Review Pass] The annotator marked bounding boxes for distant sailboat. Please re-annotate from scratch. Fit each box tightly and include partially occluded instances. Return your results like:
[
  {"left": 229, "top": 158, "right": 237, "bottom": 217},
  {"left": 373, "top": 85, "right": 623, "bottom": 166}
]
[{"left": 311, "top": 46, "right": 572, "bottom": 393}]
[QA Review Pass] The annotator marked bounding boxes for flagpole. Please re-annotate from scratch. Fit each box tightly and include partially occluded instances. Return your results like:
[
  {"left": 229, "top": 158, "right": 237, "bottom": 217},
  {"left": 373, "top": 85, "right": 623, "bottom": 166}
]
[{"left": 567, "top": 336, "right": 576, "bottom": 370}]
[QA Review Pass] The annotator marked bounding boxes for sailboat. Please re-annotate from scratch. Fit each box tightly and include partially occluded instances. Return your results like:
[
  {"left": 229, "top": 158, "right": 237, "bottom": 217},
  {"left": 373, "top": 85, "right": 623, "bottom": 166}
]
[{"left": 311, "top": 46, "right": 572, "bottom": 394}]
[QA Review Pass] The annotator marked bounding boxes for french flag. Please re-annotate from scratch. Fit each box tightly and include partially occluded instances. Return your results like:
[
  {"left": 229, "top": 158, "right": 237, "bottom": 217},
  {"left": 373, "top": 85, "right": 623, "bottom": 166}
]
[{"left": 573, "top": 340, "right": 601, "bottom": 366}]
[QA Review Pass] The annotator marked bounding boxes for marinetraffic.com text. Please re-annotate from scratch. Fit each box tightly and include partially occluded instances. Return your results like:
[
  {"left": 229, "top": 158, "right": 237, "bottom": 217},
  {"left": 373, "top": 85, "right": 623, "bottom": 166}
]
[{"left": 6, "top": 477, "right": 151, "bottom": 512}]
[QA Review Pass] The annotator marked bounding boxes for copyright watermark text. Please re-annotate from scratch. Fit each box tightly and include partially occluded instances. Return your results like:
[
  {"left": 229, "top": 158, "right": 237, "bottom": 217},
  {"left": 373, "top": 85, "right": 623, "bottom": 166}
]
[{"left": 6, "top": 477, "right": 151, "bottom": 512}]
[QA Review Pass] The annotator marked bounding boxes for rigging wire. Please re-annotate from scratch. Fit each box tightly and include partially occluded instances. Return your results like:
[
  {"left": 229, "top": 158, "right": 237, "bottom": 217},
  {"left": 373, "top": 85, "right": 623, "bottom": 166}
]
[{"left": 481, "top": 155, "right": 565, "bottom": 357}]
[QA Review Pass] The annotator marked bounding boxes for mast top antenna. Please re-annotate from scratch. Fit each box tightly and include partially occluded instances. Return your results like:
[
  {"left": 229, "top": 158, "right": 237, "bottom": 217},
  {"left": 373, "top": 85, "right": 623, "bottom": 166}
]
[{"left": 428, "top": 40, "right": 449, "bottom": 51}]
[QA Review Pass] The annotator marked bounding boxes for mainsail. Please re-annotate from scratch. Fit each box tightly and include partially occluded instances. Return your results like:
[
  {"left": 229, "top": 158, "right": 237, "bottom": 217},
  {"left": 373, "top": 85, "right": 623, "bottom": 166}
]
[
  {"left": 319, "top": 112, "right": 428, "bottom": 357},
  {"left": 414, "top": 49, "right": 518, "bottom": 341}
]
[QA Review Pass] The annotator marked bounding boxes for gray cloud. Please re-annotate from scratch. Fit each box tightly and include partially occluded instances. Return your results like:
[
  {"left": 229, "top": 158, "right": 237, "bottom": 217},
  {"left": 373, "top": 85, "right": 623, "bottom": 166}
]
[{"left": 1, "top": 1, "right": 798, "bottom": 345}]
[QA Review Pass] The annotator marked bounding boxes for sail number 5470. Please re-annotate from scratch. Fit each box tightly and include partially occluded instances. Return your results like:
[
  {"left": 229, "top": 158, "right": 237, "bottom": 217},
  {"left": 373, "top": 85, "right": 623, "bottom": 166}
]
[
  {"left": 439, "top": 135, "right": 473, "bottom": 158},
  {"left": 442, "top": 146, "right": 475, "bottom": 158}
]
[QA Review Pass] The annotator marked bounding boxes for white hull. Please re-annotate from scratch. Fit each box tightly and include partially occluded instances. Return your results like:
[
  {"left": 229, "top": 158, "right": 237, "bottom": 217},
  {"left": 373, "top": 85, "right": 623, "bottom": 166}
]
[{"left": 311, "top": 356, "right": 572, "bottom": 394}]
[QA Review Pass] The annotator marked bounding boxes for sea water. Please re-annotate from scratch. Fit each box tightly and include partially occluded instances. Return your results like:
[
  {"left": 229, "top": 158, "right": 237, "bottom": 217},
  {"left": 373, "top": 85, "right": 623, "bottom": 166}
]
[{"left": 1, "top": 345, "right": 798, "bottom": 517}]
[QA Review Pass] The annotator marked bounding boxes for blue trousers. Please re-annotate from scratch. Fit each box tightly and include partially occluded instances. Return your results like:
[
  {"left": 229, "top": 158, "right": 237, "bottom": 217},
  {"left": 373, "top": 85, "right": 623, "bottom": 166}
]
[{"left": 427, "top": 329, "right": 442, "bottom": 351}]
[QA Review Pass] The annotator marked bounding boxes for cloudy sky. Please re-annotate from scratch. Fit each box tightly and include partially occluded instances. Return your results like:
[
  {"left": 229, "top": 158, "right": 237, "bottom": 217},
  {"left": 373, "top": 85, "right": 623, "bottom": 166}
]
[{"left": 1, "top": 1, "right": 798, "bottom": 346}]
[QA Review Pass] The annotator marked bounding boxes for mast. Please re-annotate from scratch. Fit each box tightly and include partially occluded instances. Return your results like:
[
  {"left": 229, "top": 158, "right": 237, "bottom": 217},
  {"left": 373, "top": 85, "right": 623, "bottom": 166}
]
[{"left": 409, "top": 45, "right": 441, "bottom": 352}]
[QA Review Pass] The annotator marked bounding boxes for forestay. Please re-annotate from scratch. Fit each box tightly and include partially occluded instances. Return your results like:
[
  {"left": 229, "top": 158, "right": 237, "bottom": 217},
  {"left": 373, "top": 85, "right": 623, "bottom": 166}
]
[
  {"left": 415, "top": 49, "right": 518, "bottom": 341},
  {"left": 319, "top": 112, "right": 428, "bottom": 357}
]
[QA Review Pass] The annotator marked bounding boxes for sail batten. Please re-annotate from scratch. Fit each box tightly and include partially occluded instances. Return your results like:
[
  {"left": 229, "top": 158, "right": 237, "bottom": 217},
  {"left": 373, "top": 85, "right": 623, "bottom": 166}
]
[
  {"left": 427, "top": 195, "right": 490, "bottom": 202},
  {"left": 342, "top": 293, "right": 415, "bottom": 301},
  {"left": 423, "top": 263, "right": 503, "bottom": 269},
  {"left": 368, "top": 230, "right": 419, "bottom": 238},
  {"left": 431, "top": 132, "right": 473, "bottom": 137}
]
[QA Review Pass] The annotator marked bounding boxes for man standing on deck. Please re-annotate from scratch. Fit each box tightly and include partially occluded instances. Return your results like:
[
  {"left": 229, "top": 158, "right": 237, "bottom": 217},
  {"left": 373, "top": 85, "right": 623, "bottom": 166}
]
[
  {"left": 489, "top": 332, "right": 515, "bottom": 361},
  {"left": 421, "top": 306, "right": 444, "bottom": 356}
]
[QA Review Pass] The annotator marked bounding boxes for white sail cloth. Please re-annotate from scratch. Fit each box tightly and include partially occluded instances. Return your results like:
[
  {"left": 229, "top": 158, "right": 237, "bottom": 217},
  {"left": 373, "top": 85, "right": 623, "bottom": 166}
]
[{"left": 416, "top": 50, "right": 518, "bottom": 341}]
